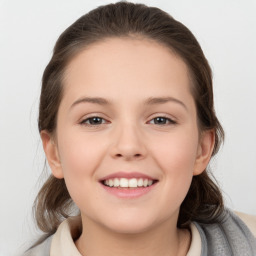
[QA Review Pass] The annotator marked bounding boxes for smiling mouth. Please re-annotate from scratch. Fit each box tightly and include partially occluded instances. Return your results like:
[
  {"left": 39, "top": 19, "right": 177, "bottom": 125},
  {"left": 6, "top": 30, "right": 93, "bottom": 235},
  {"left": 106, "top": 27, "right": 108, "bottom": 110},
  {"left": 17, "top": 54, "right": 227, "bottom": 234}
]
[{"left": 101, "top": 178, "right": 158, "bottom": 188}]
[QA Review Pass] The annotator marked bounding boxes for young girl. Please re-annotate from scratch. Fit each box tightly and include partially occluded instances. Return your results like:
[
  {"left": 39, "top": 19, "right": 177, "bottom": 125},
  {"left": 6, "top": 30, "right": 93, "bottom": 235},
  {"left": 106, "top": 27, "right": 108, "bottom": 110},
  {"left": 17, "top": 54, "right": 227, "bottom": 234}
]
[{"left": 25, "top": 1, "right": 256, "bottom": 255}]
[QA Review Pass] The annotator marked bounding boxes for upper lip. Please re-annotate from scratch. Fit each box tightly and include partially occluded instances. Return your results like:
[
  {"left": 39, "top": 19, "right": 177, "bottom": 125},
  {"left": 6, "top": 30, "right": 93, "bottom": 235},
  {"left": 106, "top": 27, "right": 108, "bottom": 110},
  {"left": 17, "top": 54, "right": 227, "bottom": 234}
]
[{"left": 100, "top": 172, "right": 157, "bottom": 181}]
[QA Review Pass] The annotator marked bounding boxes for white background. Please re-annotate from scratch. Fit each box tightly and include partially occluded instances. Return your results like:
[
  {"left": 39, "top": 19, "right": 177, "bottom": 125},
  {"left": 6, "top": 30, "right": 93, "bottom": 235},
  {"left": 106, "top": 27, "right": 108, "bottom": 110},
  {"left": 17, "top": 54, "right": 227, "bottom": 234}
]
[{"left": 0, "top": 0, "right": 255, "bottom": 255}]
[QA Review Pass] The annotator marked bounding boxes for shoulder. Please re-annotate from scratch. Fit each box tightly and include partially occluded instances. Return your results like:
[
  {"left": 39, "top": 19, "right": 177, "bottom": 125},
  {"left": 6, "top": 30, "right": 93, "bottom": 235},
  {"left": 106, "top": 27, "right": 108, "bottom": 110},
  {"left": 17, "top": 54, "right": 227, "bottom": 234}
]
[
  {"left": 22, "top": 235, "right": 53, "bottom": 256},
  {"left": 235, "top": 210, "right": 256, "bottom": 237},
  {"left": 194, "top": 208, "right": 256, "bottom": 255},
  {"left": 23, "top": 216, "right": 82, "bottom": 256}
]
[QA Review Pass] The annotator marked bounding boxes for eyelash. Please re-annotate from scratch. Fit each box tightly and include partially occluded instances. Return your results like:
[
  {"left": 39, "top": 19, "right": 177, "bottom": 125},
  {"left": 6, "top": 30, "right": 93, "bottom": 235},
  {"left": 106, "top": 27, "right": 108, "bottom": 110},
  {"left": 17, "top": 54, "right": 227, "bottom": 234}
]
[
  {"left": 80, "top": 115, "right": 176, "bottom": 126},
  {"left": 148, "top": 116, "right": 176, "bottom": 125},
  {"left": 80, "top": 116, "right": 108, "bottom": 126}
]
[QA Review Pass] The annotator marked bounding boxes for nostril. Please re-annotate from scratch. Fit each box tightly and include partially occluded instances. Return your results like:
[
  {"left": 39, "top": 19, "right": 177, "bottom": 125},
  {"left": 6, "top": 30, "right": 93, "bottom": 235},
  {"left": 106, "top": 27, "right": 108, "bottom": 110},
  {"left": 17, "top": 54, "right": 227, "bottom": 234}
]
[{"left": 115, "top": 153, "right": 141, "bottom": 158}]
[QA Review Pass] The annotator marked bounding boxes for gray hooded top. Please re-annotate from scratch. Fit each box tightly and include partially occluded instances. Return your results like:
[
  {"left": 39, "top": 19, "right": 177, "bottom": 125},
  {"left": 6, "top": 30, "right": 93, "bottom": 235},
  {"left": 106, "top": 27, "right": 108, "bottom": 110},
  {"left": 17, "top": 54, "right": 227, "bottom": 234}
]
[{"left": 23, "top": 209, "right": 256, "bottom": 256}]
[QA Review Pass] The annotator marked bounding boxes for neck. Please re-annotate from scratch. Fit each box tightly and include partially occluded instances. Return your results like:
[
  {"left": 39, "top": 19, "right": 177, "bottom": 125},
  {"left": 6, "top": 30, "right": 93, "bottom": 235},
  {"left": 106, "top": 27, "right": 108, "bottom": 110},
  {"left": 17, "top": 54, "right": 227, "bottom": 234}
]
[{"left": 75, "top": 215, "right": 191, "bottom": 256}]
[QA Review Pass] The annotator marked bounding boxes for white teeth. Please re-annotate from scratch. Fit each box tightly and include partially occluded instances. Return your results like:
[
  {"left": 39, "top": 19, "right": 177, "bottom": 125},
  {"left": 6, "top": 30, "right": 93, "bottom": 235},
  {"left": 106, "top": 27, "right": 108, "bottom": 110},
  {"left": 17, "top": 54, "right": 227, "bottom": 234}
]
[
  {"left": 113, "top": 178, "right": 119, "bottom": 187},
  {"left": 103, "top": 177, "right": 155, "bottom": 188},
  {"left": 109, "top": 179, "right": 114, "bottom": 187},
  {"left": 120, "top": 178, "right": 129, "bottom": 187},
  {"left": 137, "top": 178, "right": 143, "bottom": 187},
  {"left": 129, "top": 178, "right": 137, "bottom": 188}
]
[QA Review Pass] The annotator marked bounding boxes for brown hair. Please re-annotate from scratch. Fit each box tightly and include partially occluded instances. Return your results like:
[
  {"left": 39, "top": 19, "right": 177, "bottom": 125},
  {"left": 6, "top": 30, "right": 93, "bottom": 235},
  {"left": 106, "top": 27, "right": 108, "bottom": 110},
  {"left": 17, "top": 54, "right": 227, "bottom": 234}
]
[{"left": 35, "top": 1, "right": 224, "bottom": 236}]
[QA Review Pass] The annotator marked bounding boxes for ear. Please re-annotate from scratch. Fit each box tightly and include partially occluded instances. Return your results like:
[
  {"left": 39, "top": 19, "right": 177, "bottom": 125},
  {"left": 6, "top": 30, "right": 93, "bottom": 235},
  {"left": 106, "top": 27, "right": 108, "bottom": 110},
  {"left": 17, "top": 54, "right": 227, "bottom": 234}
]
[
  {"left": 40, "top": 130, "right": 64, "bottom": 179},
  {"left": 193, "top": 130, "right": 215, "bottom": 176}
]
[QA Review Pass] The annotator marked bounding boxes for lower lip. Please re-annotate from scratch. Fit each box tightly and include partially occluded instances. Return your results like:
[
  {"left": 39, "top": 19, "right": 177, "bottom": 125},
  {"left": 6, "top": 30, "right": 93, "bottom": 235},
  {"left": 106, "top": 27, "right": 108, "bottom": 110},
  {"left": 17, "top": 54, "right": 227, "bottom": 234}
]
[{"left": 100, "top": 183, "right": 157, "bottom": 199}]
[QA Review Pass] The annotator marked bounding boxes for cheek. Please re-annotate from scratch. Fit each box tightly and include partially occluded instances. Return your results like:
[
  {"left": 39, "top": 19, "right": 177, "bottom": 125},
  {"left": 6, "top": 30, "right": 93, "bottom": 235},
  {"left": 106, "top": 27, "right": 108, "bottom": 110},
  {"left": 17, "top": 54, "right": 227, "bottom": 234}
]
[
  {"left": 160, "top": 143, "right": 197, "bottom": 174},
  {"left": 58, "top": 129, "right": 104, "bottom": 173},
  {"left": 56, "top": 132, "right": 106, "bottom": 197},
  {"left": 151, "top": 129, "right": 199, "bottom": 173},
  {"left": 150, "top": 129, "right": 198, "bottom": 200}
]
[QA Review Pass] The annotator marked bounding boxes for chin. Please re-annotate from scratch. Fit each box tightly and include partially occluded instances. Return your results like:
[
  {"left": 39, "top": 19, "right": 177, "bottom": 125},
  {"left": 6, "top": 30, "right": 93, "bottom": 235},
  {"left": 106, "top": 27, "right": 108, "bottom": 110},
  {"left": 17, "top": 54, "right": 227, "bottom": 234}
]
[
  {"left": 105, "top": 220, "right": 155, "bottom": 235},
  {"left": 97, "top": 210, "right": 160, "bottom": 235}
]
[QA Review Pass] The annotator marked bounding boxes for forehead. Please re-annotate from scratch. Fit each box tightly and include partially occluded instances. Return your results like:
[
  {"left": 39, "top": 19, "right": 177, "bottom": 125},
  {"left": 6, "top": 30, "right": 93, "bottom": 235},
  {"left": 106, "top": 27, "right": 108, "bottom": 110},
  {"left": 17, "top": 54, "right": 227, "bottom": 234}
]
[{"left": 62, "top": 37, "right": 193, "bottom": 105}]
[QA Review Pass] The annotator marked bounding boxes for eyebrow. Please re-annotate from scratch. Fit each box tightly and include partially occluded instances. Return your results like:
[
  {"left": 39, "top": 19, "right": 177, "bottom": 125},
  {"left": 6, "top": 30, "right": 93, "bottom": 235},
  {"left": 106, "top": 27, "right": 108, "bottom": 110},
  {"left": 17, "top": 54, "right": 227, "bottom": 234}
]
[
  {"left": 145, "top": 97, "right": 188, "bottom": 111},
  {"left": 70, "top": 97, "right": 109, "bottom": 109},
  {"left": 70, "top": 96, "right": 187, "bottom": 111}
]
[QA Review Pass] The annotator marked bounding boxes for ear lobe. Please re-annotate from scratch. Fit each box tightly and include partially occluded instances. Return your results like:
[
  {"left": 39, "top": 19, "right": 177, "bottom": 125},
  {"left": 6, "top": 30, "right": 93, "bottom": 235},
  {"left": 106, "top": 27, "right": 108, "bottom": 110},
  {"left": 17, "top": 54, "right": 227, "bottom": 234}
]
[
  {"left": 193, "top": 130, "right": 215, "bottom": 176},
  {"left": 40, "top": 130, "right": 64, "bottom": 179}
]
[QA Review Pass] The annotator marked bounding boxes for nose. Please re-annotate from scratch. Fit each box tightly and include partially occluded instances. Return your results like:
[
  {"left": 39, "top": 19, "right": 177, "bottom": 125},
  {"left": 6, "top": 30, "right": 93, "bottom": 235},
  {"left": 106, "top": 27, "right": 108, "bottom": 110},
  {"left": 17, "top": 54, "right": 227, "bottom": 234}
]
[{"left": 109, "top": 123, "right": 147, "bottom": 161}]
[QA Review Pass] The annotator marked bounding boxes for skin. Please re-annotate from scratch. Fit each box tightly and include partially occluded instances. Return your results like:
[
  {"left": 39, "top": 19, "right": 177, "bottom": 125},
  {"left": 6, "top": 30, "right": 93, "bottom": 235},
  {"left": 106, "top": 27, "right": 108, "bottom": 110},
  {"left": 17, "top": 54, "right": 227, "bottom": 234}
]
[{"left": 41, "top": 37, "right": 215, "bottom": 256}]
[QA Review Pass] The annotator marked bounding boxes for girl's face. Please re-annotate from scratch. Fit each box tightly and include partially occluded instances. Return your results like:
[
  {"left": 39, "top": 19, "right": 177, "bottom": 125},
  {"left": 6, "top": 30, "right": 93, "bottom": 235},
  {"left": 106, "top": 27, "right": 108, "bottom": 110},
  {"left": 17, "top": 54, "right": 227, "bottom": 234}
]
[{"left": 43, "top": 37, "right": 214, "bottom": 234}]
